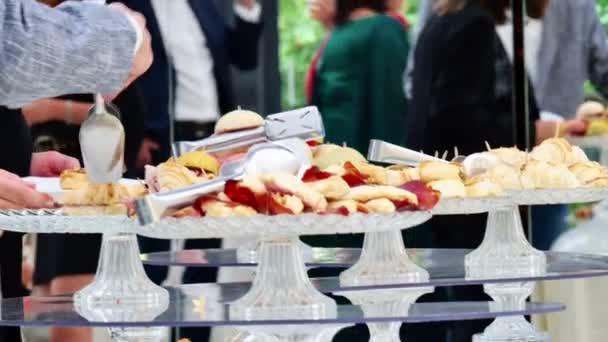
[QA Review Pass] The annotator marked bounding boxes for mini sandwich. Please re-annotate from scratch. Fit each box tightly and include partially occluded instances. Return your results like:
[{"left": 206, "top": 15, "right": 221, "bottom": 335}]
[
  {"left": 418, "top": 161, "right": 461, "bottom": 183},
  {"left": 61, "top": 182, "right": 146, "bottom": 216},
  {"left": 576, "top": 101, "right": 605, "bottom": 120},
  {"left": 521, "top": 160, "right": 581, "bottom": 189},
  {"left": 214, "top": 108, "right": 264, "bottom": 134},
  {"left": 487, "top": 147, "right": 528, "bottom": 170},
  {"left": 261, "top": 173, "right": 328, "bottom": 212},
  {"left": 60, "top": 169, "right": 89, "bottom": 190},
  {"left": 145, "top": 161, "right": 199, "bottom": 193},
  {"left": 344, "top": 185, "right": 418, "bottom": 206},
  {"left": 427, "top": 179, "right": 466, "bottom": 198},
  {"left": 529, "top": 138, "right": 589, "bottom": 166},
  {"left": 569, "top": 161, "right": 608, "bottom": 187},
  {"left": 312, "top": 144, "right": 367, "bottom": 170},
  {"left": 465, "top": 179, "right": 503, "bottom": 198}
]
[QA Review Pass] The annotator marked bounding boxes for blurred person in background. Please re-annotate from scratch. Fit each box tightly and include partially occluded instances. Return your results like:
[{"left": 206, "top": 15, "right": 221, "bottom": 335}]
[
  {"left": 408, "top": 0, "right": 551, "bottom": 340},
  {"left": 306, "top": 0, "right": 410, "bottom": 340},
  {"left": 410, "top": 0, "right": 608, "bottom": 253},
  {"left": 121, "top": 0, "right": 263, "bottom": 340}
]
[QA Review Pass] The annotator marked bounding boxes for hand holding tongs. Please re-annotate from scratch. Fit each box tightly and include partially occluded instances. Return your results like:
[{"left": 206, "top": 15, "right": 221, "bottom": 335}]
[{"left": 172, "top": 106, "right": 325, "bottom": 157}]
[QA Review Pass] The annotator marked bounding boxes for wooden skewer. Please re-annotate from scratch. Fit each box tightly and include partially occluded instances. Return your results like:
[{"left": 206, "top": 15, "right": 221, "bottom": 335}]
[
  {"left": 454, "top": 146, "right": 459, "bottom": 157},
  {"left": 554, "top": 122, "right": 560, "bottom": 138},
  {"left": 441, "top": 150, "right": 449, "bottom": 160},
  {"left": 484, "top": 141, "right": 492, "bottom": 151},
  {"left": 434, "top": 151, "right": 439, "bottom": 158}
]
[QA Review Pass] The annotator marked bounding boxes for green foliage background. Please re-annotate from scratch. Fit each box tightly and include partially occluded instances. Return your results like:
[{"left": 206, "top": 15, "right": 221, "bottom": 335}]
[{"left": 279, "top": 0, "right": 608, "bottom": 109}]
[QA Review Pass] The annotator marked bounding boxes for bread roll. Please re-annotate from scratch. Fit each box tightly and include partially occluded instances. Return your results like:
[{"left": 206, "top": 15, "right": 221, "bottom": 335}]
[{"left": 215, "top": 109, "right": 264, "bottom": 134}]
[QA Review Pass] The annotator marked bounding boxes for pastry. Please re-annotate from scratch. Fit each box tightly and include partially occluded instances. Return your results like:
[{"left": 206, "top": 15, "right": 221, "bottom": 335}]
[
  {"left": 312, "top": 144, "right": 366, "bottom": 170},
  {"left": 307, "top": 176, "right": 350, "bottom": 200},
  {"left": 197, "top": 198, "right": 257, "bottom": 218},
  {"left": 427, "top": 179, "right": 466, "bottom": 198},
  {"left": 576, "top": 101, "right": 605, "bottom": 120},
  {"left": 351, "top": 162, "right": 388, "bottom": 185},
  {"left": 364, "top": 198, "right": 396, "bottom": 213},
  {"left": 148, "top": 161, "right": 198, "bottom": 193},
  {"left": 520, "top": 160, "right": 581, "bottom": 189},
  {"left": 59, "top": 169, "right": 88, "bottom": 190},
  {"left": 270, "top": 193, "right": 305, "bottom": 214},
  {"left": 327, "top": 200, "right": 361, "bottom": 214},
  {"left": 482, "top": 163, "right": 522, "bottom": 190},
  {"left": 62, "top": 183, "right": 132, "bottom": 206},
  {"left": 175, "top": 150, "right": 220, "bottom": 176},
  {"left": 214, "top": 108, "right": 264, "bottom": 134},
  {"left": 418, "top": 161, "right": 460, "bottom": 183},
  {"left": 465, "top": 179, "right": 503, "bottom": 197},
  {"left": 529, "top": 138, "right": 588, "bottom": 165},
  {"left": 569, "top": 161, "right": 608, "bottom": 187},
  {"left": 345, "top": 185, "right": 418, "bottom": 205},
  {"left": 488, "top": 147, "right": 528, "bottom": 169},
  {"left": 262, "top": 173, "right": 328, "bottom": 212}
]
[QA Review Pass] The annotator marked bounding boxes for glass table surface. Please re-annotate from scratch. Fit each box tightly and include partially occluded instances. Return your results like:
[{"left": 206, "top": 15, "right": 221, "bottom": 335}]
[
  {"left": 0, "top": 286, "right": 564, "bottom": 328},
  {"left": 141, "top": 248, "right": 608, "bottom": 289}
]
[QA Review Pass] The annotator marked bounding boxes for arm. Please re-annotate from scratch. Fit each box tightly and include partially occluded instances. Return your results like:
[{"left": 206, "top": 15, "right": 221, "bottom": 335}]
[
  {"left": 585, "top": 0, "right": 608, "bottom": 100},
  {"left": 22, "top": 99, "right": 90, "bottom": 126},
  {"left": 369, "top": 23, "right": 410, "bottom": 147},
  {"left": 227, "top": 1, "right": 263, "bottom": 71},
  {"left": 0, "top": 0, "right": 137, "bottom": 108}
]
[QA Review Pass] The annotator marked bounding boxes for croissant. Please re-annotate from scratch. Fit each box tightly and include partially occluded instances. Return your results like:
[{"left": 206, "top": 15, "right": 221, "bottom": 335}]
[
  {"left": 521, "top": 160, "right": 581, "bottom": 189},
  {"left": 156, "top": 161, "right": 198, "bottom": 192},
  {"left": 59, "top": 169, "right": 89, "bottom": 190},
  {"left": 529, "top": 138, "right": 589, "bottom": 166},
  {"left": 62, "top": 183, "right": 132, "bottom": 206},
  {"left": 569, "top": 162, "right": 608, "bottom": 187}
]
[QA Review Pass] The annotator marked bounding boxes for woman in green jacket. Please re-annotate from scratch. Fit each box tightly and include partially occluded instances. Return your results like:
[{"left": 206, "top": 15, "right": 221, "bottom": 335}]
[{"left": 312, "top": 0, "right": 409, "bottom": 153}]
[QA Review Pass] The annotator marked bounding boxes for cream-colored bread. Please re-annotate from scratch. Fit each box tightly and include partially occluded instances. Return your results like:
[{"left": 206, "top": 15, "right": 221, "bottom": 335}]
[
  {"left": 529, "top": 138, "right": 587, "bottom": 166},
  {"left": 307, "top": 176, "right": 350, "bottom": 200},
  {"left": 351, "top": 162, "right": 387, "bottom": 185},
  {"left": 240, "top": 175, "right": 267, "bottom": 194},
  {"left": 488, "top": 147, "right": 528, "bottom": 169},
  {"left": 323, "top": 164, "right": 346, "bottom": 176},
  {"left": 59, "top": 169, "right": 88, "bottom": 190},
  {"left": 569, "top": 161, "right": 608, "bottom": 187},
  {"left": 327, "top": 200, "right": 360, "bottom": 214},
  {"left": 156, "top": 161, "right": 198, "bottom": 192},
  {"left": 427, "top": 179, "right": 466, "bottom": 198},
  {"left": 345, "top": 185, "right": 418, "bottom": 205},
  {"left": 271, "top": 193, "right": 304, "bottom": 214},
  {"left": 465, "top": 180, "right": 503, "bottom": 197},
  {"left": 520, "top": 160, "right": 581, "bottom": 189},
  {"left": 62, "top": 183, "right": 133, "bottom": 206},
  {"left": 576, "top": 101, "right": 605, "bottom": 119},
  {"left": 261, "top": 173, "right": 327, "bottom": 212},
  {"left": 312, "top": 144, "right": 366, "bottom": 170},
  {"left": 419, "top": 161, "right": 461, "bottom": 183},
  {"left": 214, "top": 109, "right": 264, "bottom": 134},
  {"left": 483, "top": 163, "right": 522, "bottom": 190},
  {"left": 201, "top": 200, "right": 257, "bottom": 218},
  {"left": 364, "top": 198, "right": 396, "bottom": 214},
  {"left": 175, "top": 150, "right": 220, "bottom": 175}
]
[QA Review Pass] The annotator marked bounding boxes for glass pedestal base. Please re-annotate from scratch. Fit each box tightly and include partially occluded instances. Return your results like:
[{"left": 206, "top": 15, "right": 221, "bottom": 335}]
[
  {"left": 236, "top": 238, "right": 314, "bottom": 264},
  {"left": 74, "top": 233, "right": 169, "bottom": 307},
  {"left": 340, "top": 287, "right": 433, "bottom": 342},
  {"left": 340, "top": 230, "right": 429, "bottom": 287},
  {"left": 108, "top": 327, "right": 167, "bottom": 342},
  {"left": 236, "top": 325, "right": 350, "bottom": 342},
  {"left": 229, "top": 236, "right": 337, "bottom": 320},
  {"left": 474, "top": 283, "right": 549, "bottom": 342},
  {"left": 466, "top": 207, "right": 546, "bottom": 279}
]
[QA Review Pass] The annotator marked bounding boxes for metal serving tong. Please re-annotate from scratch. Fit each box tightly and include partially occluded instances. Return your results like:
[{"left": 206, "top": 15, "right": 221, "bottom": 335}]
[
  {"left": 367, "top": 140, "right": 446, "bottom": 167},
  {"left": 79, "top": 94, "right": 125, "bottom": 183},
  {"left": 136, "top": 139, "right": 310, "bottom": 225},
  {"left": 172, "top": 106, "right": 325, "bottom": 157}
]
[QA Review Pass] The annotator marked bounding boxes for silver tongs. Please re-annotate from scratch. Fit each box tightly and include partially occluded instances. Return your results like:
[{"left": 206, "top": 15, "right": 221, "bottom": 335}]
[
  {"left": 172, "top": 106, "right": 325, "bottom": 157},
  {"left": 136, "top": 139, "right": 310, "bottom": 225},
  {"left": 367, "top": 140, "right": 446, "bottom": 167}
]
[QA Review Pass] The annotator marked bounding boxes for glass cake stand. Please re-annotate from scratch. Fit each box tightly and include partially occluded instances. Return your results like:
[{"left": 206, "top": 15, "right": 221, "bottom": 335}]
[
  {"left": 0, "top": 286, "right": 565, "bottom": 342},
  {"left": 0, "top": 210, "right": 169, "bottom": 312},
  {"left": 464, "top": 188, "right": 608, "bottom": 342}
]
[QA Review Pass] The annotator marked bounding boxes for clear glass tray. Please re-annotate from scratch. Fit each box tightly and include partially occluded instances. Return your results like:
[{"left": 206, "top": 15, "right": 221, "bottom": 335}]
[
  {"left": 141, "top": 248, "right": 608, "bottom": 289},
  {"left": 432, "top": 197, "right": 512, "bottom": 215},
  {"left": 0, "top": 209, "right": 136, "bottom": 234},
  {"left": 137, "top": 211, "right": 432, "bottom": 239},
  {"left": 0, "top": 288, "right": 564, "bottom": 328},
  {"left": 509, "top": 188, "right": 608, "bottom": 206}
]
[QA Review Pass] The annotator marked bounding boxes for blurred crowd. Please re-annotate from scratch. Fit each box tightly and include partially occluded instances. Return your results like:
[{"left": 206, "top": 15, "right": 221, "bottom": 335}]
[{"left": 0, "top": 0, "right": 608, "bottom": 341}]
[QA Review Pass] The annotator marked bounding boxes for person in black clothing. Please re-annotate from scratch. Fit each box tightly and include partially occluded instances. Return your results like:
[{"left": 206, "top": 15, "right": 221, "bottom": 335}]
[
  {"left": 408, "top": 0, "right": 549, "bottom": 340},
  {"left": 0, "top": 107, "right": 80, "bottom": 342}
]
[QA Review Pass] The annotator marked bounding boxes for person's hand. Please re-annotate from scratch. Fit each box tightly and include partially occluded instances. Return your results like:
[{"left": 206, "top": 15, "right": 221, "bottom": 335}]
[
  {"left": 30, "top": 151, "right": 80, "bottom": 177},
  {"left": 137, "top": 138, "right": 160, "bottom": 169},
  {"left": 237, "top": 0, "right": 256, "bottom": 9},
  {"left": 108, "top": 3, "right": 153, "bottom": 94},
  {"left": 563, "top": 119, "right": 588, "bottom": 136},
  {"left": 308, "top": 0, "right": 336, "bottom": 28},
  {"left": 0, "top": 169, "right": 55, "bottom": 209}
]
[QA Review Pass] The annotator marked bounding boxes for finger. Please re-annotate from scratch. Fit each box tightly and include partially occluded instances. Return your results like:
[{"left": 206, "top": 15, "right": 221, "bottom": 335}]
[
  {"left": 0, "top": 169, "right": 22, "bottom": 181},
  {"left": 0, "top": 198, "right": 20, "bottom": 210},
  {"left": 0, "top": 178, "right": 56, "bottom": 208}
]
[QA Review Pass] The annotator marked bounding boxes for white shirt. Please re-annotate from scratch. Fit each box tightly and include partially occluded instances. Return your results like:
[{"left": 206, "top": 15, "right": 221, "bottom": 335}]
[
  {"left": 150, "top": 0, "right": 261, "bottom": 123},
  {"left": 496, "top": 15, "right": 543, "bottom": 90}
]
